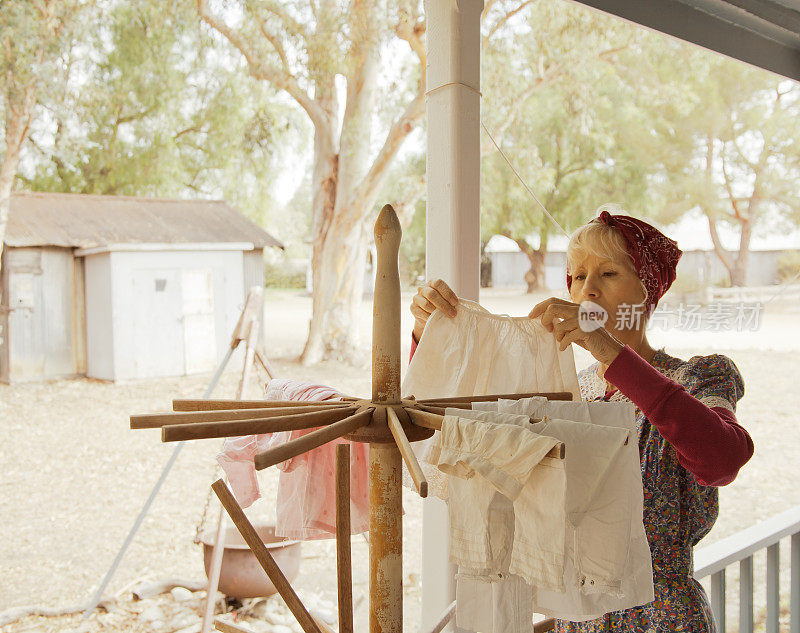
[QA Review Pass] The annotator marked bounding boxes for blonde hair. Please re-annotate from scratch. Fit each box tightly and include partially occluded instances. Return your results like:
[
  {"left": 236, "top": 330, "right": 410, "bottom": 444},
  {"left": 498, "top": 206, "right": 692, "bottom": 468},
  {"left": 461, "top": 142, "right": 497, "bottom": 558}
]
[{"left": 566, "top": 209, "right": 648, "bottom": 305}]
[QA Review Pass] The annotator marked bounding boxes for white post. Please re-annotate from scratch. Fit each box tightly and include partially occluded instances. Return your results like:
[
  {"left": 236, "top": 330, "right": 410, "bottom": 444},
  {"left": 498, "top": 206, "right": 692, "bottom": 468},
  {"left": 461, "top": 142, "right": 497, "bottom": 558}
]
[{"left": 421, "top": 0, "right": 483, "bottom": 629}]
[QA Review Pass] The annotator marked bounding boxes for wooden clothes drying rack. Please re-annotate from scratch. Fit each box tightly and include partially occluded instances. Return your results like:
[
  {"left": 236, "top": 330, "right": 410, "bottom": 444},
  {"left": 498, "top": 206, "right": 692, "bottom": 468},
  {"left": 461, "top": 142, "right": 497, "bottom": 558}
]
[{"left": 130, "top": 205, "right": 571, "bottom": 633}]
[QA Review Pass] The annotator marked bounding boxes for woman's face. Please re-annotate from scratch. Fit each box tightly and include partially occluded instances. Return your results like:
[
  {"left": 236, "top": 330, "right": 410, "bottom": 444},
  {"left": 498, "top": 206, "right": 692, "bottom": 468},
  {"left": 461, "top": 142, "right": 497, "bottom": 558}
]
[{"left": 568, "top": 252, "right": 647, "bottom": 334}]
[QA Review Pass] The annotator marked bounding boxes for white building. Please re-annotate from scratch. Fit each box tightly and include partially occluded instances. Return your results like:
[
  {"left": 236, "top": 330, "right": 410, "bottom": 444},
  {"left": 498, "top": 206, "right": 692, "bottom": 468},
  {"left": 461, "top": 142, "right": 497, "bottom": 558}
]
[{"left": 1, "top": 192, "right": 283, "bottom": 382}]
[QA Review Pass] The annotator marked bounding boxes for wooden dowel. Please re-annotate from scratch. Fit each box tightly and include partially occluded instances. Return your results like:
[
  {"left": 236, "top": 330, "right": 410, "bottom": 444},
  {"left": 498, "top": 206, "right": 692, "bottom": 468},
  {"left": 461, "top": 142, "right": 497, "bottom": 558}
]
[
  {"left": 335, "top": 444, "right": 354, "bottom": 633},
  {"left": 254, "top": 409, "right": 373, "bottom": 471},
  {"left": 211, "top": 479, "right": 323, "bottom": 633},
  {"left": 215, "top": 617, "right": 257, "bottom": 633},
  {"left": 132, "top": 404, "right": 351, "bottom": 429},
  {"left": 415, "top": 402, "right": 473, "bottom": 411},
  {"left": 422, "top": 600, "right": 456, "bottom": 633},
  {"left": 418, "top": 403, "right": 548, "bottom": 426},
  {"left": 173, "top": 399, "right": 349, "bottom": 411},
  {"left": 162, "top": 407, "right": 357, "bottom": 442},
  {"left": 387, "top": 408, "right": 428, "bottom": 497},
  {"left": 405, "top": 408, "right": 445, "bottom": 430},
  {"left": 406, "top": 408, "right": 565, "bottom": 460},
  {"left": 417, "top": 391, "right": 573, "bottom": 404}
]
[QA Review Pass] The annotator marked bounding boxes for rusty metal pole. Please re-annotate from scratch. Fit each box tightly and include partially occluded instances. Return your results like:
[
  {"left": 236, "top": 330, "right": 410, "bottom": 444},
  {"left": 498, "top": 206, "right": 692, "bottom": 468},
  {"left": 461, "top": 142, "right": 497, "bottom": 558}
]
[{"left": 369, "top": 204, "right": 403, "bottom": 633}]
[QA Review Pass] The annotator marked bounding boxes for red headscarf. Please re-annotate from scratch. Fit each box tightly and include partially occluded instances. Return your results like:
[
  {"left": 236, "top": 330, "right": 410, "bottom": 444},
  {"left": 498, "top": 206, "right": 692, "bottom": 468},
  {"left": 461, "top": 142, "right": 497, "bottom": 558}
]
[{"left": 566, "top": 210, "right": 683, "bottom": 318}]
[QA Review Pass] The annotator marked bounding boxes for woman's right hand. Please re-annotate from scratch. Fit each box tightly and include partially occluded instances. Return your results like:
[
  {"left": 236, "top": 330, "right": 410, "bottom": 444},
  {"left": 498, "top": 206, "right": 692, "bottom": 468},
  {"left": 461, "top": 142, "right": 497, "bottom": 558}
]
[{"left": 410, "top": 279, "right": 460, "bottom": 341}]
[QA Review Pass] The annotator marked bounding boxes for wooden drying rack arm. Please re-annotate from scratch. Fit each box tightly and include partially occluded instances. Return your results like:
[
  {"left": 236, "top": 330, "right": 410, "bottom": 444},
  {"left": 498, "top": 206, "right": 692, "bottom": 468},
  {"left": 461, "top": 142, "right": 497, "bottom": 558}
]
[
  {"left": 211, "top": 479, "right": 324, "bottom": 633},
  {"left": 253, "top": 409, "right": 373, "bottom": 470},
  {"left": 387, "top": 407, "right": 428, "bottom": 497},
  {"left": 131, "top": 403, "right": 353, "bottom": 429},
  {"left": 172, "top": 398, "right": 350, "bottom": 411},
  {"left": 161, "top": 407, "right": 358, "bottom": 442},
  {"left": 405, "top": 407, "right": 565, "bottom": 460}
]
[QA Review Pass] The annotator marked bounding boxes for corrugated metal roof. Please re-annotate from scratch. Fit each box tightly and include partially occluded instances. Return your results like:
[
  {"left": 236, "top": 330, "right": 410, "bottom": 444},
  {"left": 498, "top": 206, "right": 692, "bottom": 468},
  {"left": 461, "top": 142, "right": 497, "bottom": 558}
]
[
  {"left": 572, "top": 0, "right": 800, "bottom": 82},
  {"left": 5, "top": 191, "right": 284, "bottom": 250}
]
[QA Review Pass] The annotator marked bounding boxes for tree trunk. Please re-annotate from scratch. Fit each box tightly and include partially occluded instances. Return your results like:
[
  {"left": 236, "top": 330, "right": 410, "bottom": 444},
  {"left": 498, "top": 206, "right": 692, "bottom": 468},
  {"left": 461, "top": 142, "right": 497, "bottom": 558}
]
[
  {"left": 0, "top": 82, "right": 38, "bottom": 286},
  {"left": 731, "top": 217, "right": 752, "bottom": 287},
  {"left": 507, "top": 235, "right": 546, "bottom": 293}
]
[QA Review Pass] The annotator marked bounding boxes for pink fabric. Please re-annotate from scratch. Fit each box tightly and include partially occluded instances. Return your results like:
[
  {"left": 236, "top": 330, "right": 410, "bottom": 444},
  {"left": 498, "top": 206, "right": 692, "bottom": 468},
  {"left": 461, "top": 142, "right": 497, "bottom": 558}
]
[
  {"left": 217, "top": 378, "right": 370, "bottom": 540},
  {"left": 567, "top": 210, "right": 683, "bottom": 318}
]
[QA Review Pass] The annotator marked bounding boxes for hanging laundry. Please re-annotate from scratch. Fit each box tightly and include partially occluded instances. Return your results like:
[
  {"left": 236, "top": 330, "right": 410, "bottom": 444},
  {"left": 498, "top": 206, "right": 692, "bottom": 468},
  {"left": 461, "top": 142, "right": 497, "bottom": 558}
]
[
  {"left": 402, "top": 298, "right": 580, "bottom": 400},
  {"left": 429, "top": 410, "right": 567, "bottom": 632},
  {"left": 478, "top": 397, "right": 655, "bottom": 622},
  {"left": 216, "top": 378, "right": 370, "bottom": 540},
  {"left": 401, "top": 299, "right": 578, "bottom": 497}
]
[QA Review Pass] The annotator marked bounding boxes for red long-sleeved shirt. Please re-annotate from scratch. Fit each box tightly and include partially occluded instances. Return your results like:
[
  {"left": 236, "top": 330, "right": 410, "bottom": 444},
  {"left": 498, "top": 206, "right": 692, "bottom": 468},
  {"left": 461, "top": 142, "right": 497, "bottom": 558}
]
[{"left": 408, "top": 333, "right": 752, "bottom": 487}]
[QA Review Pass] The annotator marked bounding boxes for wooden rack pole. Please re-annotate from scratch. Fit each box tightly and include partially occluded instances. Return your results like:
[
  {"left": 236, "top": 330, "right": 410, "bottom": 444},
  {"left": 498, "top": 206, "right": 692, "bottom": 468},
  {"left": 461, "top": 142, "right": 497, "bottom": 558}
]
[
  {"left": 335, "top": 444, "right": 354, "bottom": 633},
  {"left": 418, "top": 391, "right": 573, "bottom": 404},
  {"left": 369, "top": 205, "right": 403, "bottom": 633}
]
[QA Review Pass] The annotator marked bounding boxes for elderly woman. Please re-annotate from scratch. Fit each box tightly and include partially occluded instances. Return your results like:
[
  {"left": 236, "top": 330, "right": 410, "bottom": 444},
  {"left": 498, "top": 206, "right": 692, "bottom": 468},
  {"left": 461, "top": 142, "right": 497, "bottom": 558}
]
[{"left": 408, "top": 209, "right": 754, "bottom": 632}]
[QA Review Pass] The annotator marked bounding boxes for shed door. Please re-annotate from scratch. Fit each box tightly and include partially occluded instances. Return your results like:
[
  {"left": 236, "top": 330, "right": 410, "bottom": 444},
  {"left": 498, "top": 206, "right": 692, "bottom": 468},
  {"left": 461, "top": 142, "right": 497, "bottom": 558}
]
[
  {"left": 8, "top": 270, "right": 45, "bottom": 378},
  {"left": 132, "top": 268, "right": 185, "bottom": 377},
  {"left": 181, "top": 268, "right": 217, "bottom": 374}
]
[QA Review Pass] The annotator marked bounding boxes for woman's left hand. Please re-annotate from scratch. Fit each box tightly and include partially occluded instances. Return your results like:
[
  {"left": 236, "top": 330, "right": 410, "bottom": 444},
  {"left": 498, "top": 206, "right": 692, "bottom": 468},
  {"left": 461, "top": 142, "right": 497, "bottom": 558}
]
[{"left": 529, "top": 297, "right": 625, "bottom": 365}]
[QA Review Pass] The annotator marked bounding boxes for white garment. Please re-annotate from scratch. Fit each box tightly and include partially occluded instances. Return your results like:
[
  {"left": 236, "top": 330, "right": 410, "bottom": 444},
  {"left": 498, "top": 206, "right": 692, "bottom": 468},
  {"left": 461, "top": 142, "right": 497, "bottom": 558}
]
[
  {"left": 401, "top": 299, "right": 578, "bottom": 498},
  {"left": 402, "top": 299, "right": 580, "bottom": 400},
  {"left": 472, "top": 398, "right": 654, "bottom": 622},
  {"left": 436, "top": 414, "right": 567, "bottom": 592},
  {"left": 455, "top": 489, "right": 534, "bottom": 633}
]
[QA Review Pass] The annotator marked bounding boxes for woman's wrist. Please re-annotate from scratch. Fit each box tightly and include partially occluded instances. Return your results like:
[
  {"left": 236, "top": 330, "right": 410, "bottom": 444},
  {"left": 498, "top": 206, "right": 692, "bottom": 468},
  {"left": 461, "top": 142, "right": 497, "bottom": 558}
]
[{"left": 595, "top": 332, "right": 625, "bottom": 366}]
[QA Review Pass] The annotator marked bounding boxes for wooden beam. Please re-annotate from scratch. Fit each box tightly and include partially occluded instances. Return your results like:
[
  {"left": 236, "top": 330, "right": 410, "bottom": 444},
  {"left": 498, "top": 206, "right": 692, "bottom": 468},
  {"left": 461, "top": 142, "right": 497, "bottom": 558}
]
[
  {"left": 335, "top": 445, "right": 354, "bottom": 633},
  {"left": 172, "top": 399, "right": 349, "bottom": 411},
  {"left": 131, "top": 404, "right": 351, "bottom": 429},
  {"left": 254, "top": 409, "right": 373, "bottom": 470},
  {"left": 387, "top": 407, "right": 428, "bottom": 497},
  {"left": 211, "top": 479, "right": 323, "bottom": 633},
  {"left": 417, "top": 391, "right": 573, "bottom": 404},
  {"left": 161, "top": 407, "right": 358, "bottom": 442}
]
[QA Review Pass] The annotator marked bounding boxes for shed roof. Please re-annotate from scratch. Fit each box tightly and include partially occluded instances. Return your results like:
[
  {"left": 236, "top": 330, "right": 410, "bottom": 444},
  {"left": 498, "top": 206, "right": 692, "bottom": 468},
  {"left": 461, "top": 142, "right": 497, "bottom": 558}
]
[
  {"left": 572, "top": 0, "right": 800, "bottom": 82},
  {"left": 5, "top": 192, "right": 284, "bottom": 250}
]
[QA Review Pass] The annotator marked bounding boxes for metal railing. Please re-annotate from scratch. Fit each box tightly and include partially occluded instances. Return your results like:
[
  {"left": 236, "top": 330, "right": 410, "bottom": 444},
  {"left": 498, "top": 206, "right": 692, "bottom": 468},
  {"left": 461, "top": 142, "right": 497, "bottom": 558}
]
[{"left": 694, "top": 505, "right": 800, "bottom": 632}]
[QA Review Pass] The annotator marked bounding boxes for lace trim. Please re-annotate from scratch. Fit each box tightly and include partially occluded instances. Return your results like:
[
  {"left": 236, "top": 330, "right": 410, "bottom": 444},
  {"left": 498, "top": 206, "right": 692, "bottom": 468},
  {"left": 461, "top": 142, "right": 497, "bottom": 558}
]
[{"left": 699, "top": 395, "right": 734, "bottom": 412}]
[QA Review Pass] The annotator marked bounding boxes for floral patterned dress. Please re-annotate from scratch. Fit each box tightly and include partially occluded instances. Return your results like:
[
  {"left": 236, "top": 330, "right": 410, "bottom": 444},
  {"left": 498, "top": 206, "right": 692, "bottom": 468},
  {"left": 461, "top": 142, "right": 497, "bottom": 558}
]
[{"left": 554, "top": 347, "right": 745, "bottom": 633}]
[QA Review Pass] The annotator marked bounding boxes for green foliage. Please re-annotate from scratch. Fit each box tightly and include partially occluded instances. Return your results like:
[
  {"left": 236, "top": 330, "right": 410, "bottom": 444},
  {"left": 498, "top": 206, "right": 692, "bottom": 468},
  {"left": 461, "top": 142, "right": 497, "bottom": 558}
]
[
  {"left": 17, "top": 0, "right": 305, "bottom": 229},
  {"left": 480, "top": 1, "right": 656, "bottom": 250},
  {"left": 264, "top": 259, "right": 307, "bottom": 288}
]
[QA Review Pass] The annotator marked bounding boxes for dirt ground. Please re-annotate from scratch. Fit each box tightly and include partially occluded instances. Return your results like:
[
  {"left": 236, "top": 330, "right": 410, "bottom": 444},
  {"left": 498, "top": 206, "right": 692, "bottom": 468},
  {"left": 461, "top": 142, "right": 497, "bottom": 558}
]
[{"left": 1, "top": 288, "right": 798, "bottom": 632}]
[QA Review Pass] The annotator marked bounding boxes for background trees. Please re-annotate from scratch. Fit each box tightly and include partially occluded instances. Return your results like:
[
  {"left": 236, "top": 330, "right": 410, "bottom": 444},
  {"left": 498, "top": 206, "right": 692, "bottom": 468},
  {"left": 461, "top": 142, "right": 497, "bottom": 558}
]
[{"left": 2, "top": 0, "right": 796, "bottom": 363}]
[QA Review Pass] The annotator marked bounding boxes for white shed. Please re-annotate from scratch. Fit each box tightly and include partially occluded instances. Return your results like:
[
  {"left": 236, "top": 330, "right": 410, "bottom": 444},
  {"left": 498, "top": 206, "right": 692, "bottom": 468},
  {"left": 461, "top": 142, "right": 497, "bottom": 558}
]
[{"left": 1, "top": 192, "right": 283, "bottom": 382}]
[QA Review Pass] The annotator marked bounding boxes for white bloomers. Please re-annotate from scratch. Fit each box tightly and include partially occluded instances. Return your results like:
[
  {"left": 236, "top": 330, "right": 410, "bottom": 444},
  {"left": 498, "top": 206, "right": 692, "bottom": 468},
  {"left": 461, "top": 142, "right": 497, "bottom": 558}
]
[{"left": 435, "top": 413, "right": 567, "bottom": 593}]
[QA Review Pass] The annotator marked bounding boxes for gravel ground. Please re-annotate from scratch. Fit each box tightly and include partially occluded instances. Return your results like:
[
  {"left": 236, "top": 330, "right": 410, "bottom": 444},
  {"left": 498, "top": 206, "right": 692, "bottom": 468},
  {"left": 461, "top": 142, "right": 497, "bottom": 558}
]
[{"left": 1, "top": 288, "right": 797, "bottom": 632}]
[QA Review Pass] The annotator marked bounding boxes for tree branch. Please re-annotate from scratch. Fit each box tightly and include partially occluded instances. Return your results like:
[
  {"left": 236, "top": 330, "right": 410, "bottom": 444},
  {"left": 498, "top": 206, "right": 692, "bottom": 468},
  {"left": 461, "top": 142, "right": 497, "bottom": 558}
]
[
  {"left": 707, "top": 215, "right": 734, "bottom": 272},
  {"left": 196, "top": 0, "right": 328, "bottom": 136},
  {"left": 720, "top": 150, "right": 744, "bottom": 222},
  {"left": 346, "top": 11, "right": 426, "bottom": 210},
  {"left": 485, "top": 0, "right": 537, "bottom": 40}
]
